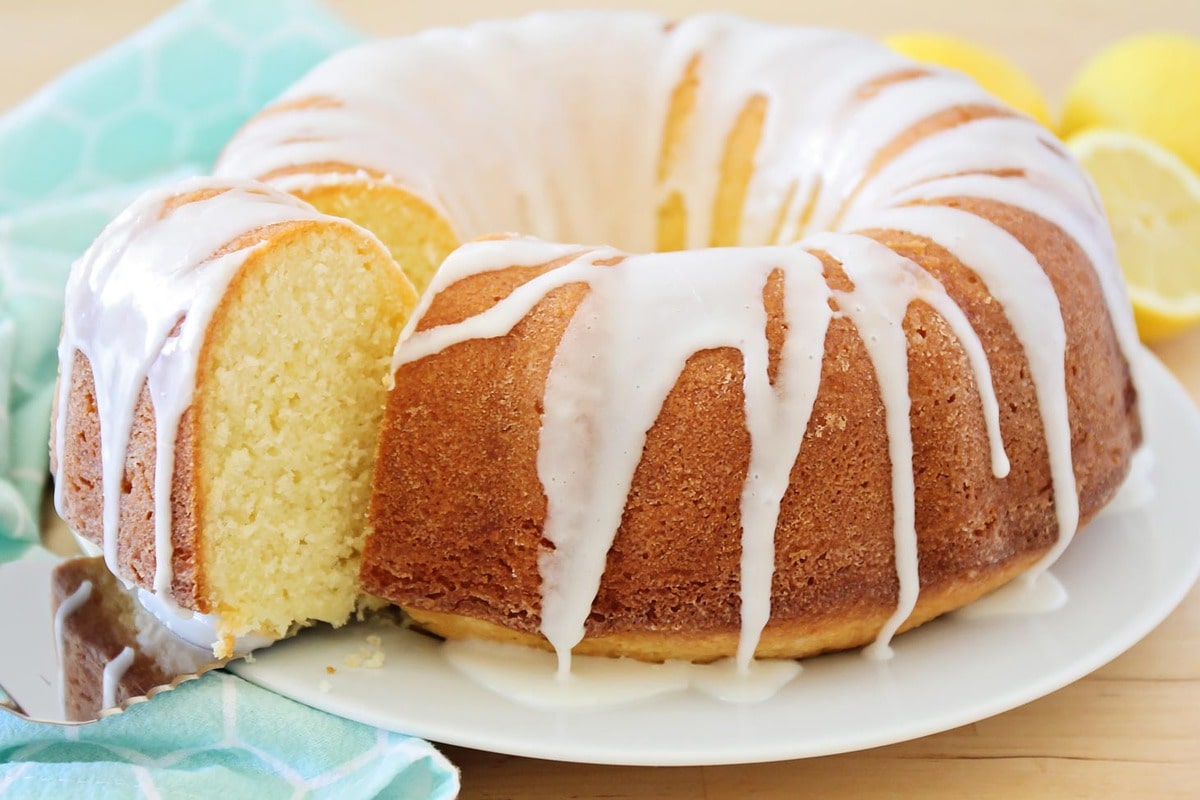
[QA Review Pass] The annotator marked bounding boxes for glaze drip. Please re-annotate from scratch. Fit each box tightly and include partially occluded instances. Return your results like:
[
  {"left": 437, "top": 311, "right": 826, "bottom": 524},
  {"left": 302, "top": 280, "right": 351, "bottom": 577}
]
[{"left": 101, "top": 647, "right": 135, "bottom": 710}]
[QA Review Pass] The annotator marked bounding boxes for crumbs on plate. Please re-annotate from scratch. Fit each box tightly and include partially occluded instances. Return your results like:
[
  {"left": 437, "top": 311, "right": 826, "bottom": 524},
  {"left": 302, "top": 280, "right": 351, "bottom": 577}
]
[{"left": 343, "top": 634, "right": 386, "bottom": 669}]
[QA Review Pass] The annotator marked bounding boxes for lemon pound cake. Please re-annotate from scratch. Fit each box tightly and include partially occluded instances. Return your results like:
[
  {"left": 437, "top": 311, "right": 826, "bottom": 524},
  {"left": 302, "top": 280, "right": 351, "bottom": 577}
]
[
  {"left": 51, "top": 179, "right": 417, "bottom": 657},
  {"left": 203, "top": 12, "right": 1146, "bottom": 673}
]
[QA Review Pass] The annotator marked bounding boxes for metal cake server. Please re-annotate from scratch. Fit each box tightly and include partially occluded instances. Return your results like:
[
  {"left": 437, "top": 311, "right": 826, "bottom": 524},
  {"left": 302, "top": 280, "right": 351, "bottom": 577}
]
[{"left": 0, "top": 555, "right": 243, "bottom": 725}]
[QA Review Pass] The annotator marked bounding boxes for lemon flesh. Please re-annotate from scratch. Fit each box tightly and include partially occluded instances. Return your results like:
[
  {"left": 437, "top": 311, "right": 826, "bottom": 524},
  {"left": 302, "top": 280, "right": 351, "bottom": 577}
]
[{"left": 1068, "top": 129, "right": 1200, "bottom": 342}]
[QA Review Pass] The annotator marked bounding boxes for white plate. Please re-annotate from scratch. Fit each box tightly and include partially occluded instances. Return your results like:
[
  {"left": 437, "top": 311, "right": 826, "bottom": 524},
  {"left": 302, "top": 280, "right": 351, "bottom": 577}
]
[{"left": 231, "top": 349, "right": 1200, "bottom": 766}]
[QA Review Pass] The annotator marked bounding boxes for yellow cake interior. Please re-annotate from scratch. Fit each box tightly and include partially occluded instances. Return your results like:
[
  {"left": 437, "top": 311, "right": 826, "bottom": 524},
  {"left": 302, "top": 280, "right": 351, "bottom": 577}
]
[
  {"left": 293, "top": 182, "right": 458, "bottom": 294},
  {"left": 197, "top": 225, "right": 413, "bottom": 644}
]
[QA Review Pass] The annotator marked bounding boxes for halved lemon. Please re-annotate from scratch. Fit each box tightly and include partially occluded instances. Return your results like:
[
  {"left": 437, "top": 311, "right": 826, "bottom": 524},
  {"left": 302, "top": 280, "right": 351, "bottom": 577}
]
[{"left": 1067, "top": 129, "right": 1200, "bottom": 342}]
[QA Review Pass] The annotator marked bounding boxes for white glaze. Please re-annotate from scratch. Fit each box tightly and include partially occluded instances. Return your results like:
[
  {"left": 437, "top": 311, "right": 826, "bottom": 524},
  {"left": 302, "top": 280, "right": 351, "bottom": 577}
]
[
  {"left": 134, "top": 588, "right": 274, "bottom": 654},
  {"left": 1100, "top": 447, "right": 1156, "bottom": 517},
  {"left": 442, "top": 639, "right": 802, "bottom": 710},
  {"left": 132, "top": 601, "right": 223, "bottom": 679},
  {"left": 54, "top": 178, "right": 353, "bottom": 650},
  {"left": 73, "top": 13, "right": 1142, "bottom": 677},
  {"left": 953, "top": 571, "right": 1068, "bottom": 620},
  {"left": 101, "top": 646, "right": 135, "bottom": 710}
]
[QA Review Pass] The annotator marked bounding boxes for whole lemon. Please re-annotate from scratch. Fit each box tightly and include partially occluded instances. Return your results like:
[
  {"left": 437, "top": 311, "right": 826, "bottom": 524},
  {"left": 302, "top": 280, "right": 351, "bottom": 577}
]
[
  {"left": 885, "top": 32, "right": 1052, "bottom": 128},
  {"left": 1062, "top": 33, "right": 1200, "bottom": 173}
]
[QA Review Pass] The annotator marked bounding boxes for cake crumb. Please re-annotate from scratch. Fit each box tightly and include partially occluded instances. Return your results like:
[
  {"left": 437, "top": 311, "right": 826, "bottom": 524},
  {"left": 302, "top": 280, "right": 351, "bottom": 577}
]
[
  {"left": 343, "top": 641, "right": 385, "bottom": 669},
  {"left": 325, "top": 665, "right": 336, "bottom": 674},
  {"left": 243, "top": 653, "right": 256, "bottom": 664}
]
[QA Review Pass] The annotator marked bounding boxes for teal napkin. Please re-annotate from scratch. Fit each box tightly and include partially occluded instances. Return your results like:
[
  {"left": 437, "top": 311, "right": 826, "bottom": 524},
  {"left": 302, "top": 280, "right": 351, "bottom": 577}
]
[
  {"left": 0, "top": 0, "right": 362, "bottom": 556},
  {"left": 0, "top": 674, "right": 457, "bottom": 798},
  {"left": 0, "top": 1, "right": 459, "bottom": 796}
]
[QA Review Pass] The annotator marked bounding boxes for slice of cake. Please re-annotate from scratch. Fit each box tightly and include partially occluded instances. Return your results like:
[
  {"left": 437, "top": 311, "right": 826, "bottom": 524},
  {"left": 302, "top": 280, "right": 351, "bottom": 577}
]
[{"left": 51, "top": 180, "right": 418, "bottom": 657}]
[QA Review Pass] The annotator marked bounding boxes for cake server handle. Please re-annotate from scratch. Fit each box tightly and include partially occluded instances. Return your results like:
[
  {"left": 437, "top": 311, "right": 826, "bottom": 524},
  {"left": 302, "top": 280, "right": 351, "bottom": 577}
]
[
  {"left": 0, "top": 683, "right": 31, "bottom": 717},
  {"left": 0, "top": 556, "right": 85, "bottom": 725}
]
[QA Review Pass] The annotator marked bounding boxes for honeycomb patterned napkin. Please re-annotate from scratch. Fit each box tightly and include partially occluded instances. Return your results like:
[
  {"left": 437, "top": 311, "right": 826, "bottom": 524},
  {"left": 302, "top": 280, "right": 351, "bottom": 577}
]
[
  {"left": 0, "top": 1, "right": 459, "bottom": 796},
  {"left": 1, "top": 674, "right": 457, "bottom": 798}
]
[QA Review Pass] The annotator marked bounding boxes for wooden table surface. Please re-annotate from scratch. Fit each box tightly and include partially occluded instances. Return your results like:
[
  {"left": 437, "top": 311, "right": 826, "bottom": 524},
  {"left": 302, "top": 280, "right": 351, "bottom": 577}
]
[{"left": 4, "top": 1, "right": 1199, "bottom": 797}]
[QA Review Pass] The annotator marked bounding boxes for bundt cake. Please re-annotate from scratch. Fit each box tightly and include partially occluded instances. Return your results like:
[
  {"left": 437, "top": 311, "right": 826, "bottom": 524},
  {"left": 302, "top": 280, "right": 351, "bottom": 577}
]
[
  {"left": 55, "top": 12, "right": 1142, "bottom": 674},
  {"left": 51, "top": 180, "right": 417, "bottom": 657}
]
